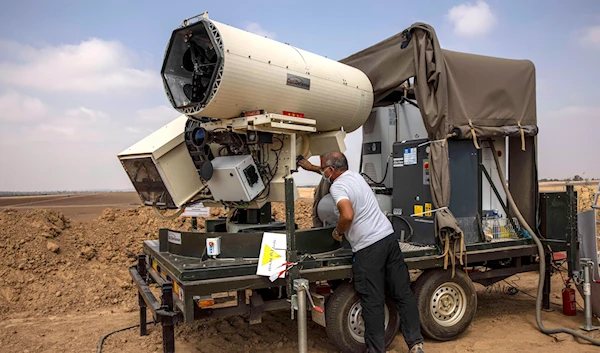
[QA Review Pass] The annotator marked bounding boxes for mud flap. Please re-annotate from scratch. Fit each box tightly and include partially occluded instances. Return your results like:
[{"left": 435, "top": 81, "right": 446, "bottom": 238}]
[{"left": 310, "top": 292, "right": 326, "bottom": 327}]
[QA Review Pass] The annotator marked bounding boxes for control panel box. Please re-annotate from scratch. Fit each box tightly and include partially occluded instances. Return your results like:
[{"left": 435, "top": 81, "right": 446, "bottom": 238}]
[
  {"left": 206, "top": 237, "right": 221, "bottom": 256},
  {"left": 392, "top": 139, "right": 480, "bottom": 245},
  {"left": 206, "top": 155, "right": 265, "bottom": 202}
]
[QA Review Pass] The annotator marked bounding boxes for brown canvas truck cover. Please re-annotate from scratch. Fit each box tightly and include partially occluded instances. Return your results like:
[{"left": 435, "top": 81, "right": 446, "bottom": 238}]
[{"left": 341, "top": 23, "right": 538, "bottom": 272}]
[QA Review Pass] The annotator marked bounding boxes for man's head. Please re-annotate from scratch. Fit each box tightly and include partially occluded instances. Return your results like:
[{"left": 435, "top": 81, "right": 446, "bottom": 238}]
[{"left": 320, "top": 151, "right": 348, "bottom": 183}]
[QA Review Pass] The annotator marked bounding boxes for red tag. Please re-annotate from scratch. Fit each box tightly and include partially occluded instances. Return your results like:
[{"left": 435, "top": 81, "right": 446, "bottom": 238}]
[
  {"left": 242, "top": 110, "right": 263, "bottom": 117},
  {"left": 282, "top": 111, "right": 304, "bottom": 118}
]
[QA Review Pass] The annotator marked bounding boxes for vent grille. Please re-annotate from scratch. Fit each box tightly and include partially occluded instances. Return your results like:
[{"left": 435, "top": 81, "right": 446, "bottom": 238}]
[
  {"left": 363, "top": 162, "right": 378, "bottom": 182},
  {"left": 363, "top": 111, "right": 376, "bottom": 135}
]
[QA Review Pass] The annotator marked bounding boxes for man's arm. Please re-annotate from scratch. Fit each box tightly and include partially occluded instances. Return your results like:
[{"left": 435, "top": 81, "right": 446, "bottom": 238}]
[
  {"left": 333, "top": 199, "right": 354, "bottom": 242},
  {"left": 297, "top": 158, "right": 320, "bottom": 174}
]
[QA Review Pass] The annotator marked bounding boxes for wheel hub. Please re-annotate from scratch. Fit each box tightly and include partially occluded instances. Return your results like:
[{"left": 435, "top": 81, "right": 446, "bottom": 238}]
[
  {"left": 430, "top": 282, "right": 467, "bottom": 327},
  {"left": 348, "top": 301, "right": 390, "bottom": 343}
]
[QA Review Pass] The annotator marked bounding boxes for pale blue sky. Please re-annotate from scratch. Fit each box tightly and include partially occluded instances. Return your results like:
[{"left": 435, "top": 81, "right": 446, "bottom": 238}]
[{"left": 0, "top": 1, "right": 599, "bottom": 191}]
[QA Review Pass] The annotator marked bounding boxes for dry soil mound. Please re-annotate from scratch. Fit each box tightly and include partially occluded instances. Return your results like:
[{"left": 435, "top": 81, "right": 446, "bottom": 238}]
[{"left": 0, "top": 200, "right": 314, "bottom": 319}]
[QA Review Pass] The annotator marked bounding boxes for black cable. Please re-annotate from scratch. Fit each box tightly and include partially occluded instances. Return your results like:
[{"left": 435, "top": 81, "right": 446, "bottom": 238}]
[
  {"left": 97, "top": 321, "right": 156, "bottom": 353},
  {"left": 361, "top": 156, "right": 391, "bottom": 186},
  {"left": 388, "top": 214, "right": 414, "bottom": 238},
  {"left": 255, "top": 135, "right": 283, "bottom": 202},
  {"left": 401, "top": 96, "right": 420, "bottom": 109},
  {"left": 272, "top": 136, "right": 284, "bottom": 152}
]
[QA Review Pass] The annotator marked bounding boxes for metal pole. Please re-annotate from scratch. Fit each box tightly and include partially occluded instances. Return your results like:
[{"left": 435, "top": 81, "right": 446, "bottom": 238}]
[
  {"left": 579, "top": 258, "right": 599, "bottom": 331},
  {"left": 294, "top": 279, "right": 308, "bottom": 353},
  {"left": 542, "top": 251, "right": 552, "bottom": 311},
  {"left": 566, "top": 185, "right": 578, "bottom": 278},
  {"left": 285, "top": 177, "right": 298, "bottom": 297}
]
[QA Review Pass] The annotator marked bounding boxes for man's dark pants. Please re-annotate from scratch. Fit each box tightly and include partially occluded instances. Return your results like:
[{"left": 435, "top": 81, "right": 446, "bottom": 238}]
[{"left": 352, "top": 233, "right": 423, "bottom": 352}]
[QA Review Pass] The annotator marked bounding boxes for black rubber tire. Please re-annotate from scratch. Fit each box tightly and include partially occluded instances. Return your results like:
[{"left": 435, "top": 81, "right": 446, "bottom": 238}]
[
  {"left": 412, "top": 268, "right": 477, "bottom": 341},
  {"left": 325, "top": 281, "right": 400, "bottom": 353}
]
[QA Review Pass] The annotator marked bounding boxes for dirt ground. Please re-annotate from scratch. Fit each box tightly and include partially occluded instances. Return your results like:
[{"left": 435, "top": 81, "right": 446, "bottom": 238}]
[{"left": 0, "top": 189, "right": 599, "bottom": 353}]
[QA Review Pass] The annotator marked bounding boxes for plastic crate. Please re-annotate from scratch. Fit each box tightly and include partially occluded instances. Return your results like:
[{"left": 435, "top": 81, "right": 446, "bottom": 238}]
[{"left": 482, "top": 217, "right": 520, "bottom": 241}]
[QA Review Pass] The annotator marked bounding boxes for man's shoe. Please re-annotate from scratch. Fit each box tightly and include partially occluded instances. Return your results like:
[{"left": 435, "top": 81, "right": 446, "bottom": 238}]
[{"left": 409, "top": 342, "right": 424, "bottom": 353}]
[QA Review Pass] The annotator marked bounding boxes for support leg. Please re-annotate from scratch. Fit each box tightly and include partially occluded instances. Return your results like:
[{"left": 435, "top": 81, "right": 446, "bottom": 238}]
[
  {"left": 294, "top": 279, "right": 308, "bottom": 353},
  {"left": 137, "top": 254, "right": 149, "bottom": 335},
  {"left": 579, "top": 258, "right": 600, "bottom": 331},
  {"left": 139, "top": 293, "right": 148, "bottom": 336},
  {"left": 161, "top": 283, "right": 175, "bottom": 353}
]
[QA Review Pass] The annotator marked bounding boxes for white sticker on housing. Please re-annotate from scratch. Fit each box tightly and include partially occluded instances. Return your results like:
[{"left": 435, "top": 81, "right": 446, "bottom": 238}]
[
  {"left": 182, "top": 203, "right": 210, "bottom": 217},
  {"left": 393, "top": 158, "right": 404, "bottom": 167},
  {"left": 404, "top": 147, "right": 417, "bottom": 165},
  {"left": 167, "top": 231, "right": 182, "bottom": 245},
  {"left": 584, "top": 283, "right": 591, "bottom": 296}
]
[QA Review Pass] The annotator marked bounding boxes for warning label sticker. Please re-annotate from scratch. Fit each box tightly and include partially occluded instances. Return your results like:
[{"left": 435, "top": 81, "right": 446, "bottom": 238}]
[
  {"left": 393, "top": 157, "right": 404, "bottom": 167},
  {"left": 425, "top": 203, "right": 432, "bottom": 217},
  {"left": 414, "top": 205, "right": 424, "bottom": 217},
  {"left": 404, "top": 148, "right": 417, "bottom": 165},
  {"left": 256, "top": 232, "right": 287, "bottom": 279},
  {"left": 260, "top": 244, "right": 282, "bottom": 266}
]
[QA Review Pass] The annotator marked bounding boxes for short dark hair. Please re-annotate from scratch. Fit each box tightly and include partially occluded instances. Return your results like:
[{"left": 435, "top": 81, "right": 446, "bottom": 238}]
[{"left": 321, "top": 151, "right": 348, "bottom": 171}]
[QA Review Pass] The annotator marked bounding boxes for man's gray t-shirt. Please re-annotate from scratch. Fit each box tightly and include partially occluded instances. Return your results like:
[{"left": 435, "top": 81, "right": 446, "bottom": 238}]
[{"left": 329, "top": 170, "right": 394, "bottom": 252}]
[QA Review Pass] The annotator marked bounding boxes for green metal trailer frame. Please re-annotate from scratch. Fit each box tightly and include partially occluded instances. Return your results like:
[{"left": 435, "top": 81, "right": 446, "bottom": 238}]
[{"left": 129, "top": 181, "right": 578, "bottom": 353}]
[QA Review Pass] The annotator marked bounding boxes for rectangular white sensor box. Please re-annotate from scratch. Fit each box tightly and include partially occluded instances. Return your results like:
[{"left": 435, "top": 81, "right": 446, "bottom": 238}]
[{"left": 206, "top": 155, "right": 265, "bottom": 202}]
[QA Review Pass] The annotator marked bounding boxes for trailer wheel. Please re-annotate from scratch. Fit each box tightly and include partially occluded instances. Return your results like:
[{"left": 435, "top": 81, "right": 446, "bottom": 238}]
[
  {"left": 412, "top": 268, "right": 477, "bottom": 341},
  {"left": 325, "top": 281, "right": 400, "bottom": 353}
]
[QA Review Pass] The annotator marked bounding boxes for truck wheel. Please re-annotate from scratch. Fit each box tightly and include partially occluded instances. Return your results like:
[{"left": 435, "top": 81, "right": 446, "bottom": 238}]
[
  {"left": 412, "top": 268, "right": 477, "bottom": 341},
  {"left": 325, "top": 281, "right": 400, "bottom": 353}
]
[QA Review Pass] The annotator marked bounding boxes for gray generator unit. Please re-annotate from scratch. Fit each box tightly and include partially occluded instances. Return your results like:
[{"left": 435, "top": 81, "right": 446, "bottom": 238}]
[{"left": 391, "top": 139, "right": 480, "bottom": 246}]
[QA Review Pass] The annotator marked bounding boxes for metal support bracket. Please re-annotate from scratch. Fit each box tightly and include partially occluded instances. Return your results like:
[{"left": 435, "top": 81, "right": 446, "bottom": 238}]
[
  {"left": 294, "top": 279, "right": 309, "bottom": 353},
  {"left": 579, "top": 258, "right": 599, "bottom": 332}
]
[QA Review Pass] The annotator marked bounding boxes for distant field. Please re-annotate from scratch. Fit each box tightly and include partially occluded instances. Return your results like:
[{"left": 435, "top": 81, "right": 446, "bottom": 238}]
[
  {"left": 0, "top": 192, "right": 142, "bottom": 220},
  {"left": 0, "top": 188, "right": 318, "bottom": 221},
  {"left": 538, "top": 180, "right": 599, "bottom": 192},
  {"left": 0, "top": 183, "right": 595, "bottom": 221}
]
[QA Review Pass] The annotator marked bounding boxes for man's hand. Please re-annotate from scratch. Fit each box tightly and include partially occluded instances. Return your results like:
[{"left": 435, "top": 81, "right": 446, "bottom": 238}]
[
  {"left": 297, "top": 158, "right": 320, "bottom": 173},
  {"left": 332, "top": 230, "right": 343, "bottom": 242}
]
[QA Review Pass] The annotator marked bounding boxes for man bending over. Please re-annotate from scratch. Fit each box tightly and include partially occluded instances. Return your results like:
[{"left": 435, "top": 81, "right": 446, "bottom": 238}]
[{"left": 319, "top": 151, "right": 424, "bottom": 353}]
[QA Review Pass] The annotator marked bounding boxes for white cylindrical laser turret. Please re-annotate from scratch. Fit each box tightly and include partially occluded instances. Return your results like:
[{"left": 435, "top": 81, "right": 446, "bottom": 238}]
[{"left": 161, "top": 16, "right": 374, "bottom": 133}]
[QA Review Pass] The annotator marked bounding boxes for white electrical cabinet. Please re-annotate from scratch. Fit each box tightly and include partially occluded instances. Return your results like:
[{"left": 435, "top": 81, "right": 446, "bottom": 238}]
[
  {"left": 206, "top": 155, "right": 265, "bottom": 202},
  {"left": 361, "top": 102, "right": 427, "bottom": 188}
]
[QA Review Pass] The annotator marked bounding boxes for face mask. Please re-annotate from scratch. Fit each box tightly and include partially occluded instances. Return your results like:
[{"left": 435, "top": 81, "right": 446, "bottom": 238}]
[{"left": 321, "top": 168, "right": 331, "bottom": 183}]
